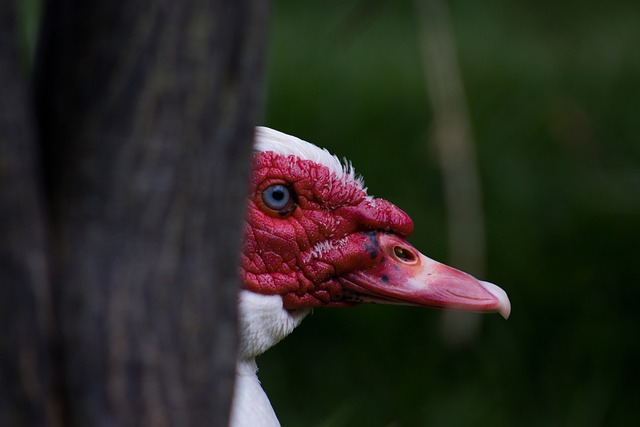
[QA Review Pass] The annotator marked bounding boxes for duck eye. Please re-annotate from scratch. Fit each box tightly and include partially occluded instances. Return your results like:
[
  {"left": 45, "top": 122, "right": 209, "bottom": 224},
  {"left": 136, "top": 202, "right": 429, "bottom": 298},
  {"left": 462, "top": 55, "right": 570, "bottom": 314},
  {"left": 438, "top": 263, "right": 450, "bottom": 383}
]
[{"left": 262, "top": 184, "right": 295, "bottom": 214}]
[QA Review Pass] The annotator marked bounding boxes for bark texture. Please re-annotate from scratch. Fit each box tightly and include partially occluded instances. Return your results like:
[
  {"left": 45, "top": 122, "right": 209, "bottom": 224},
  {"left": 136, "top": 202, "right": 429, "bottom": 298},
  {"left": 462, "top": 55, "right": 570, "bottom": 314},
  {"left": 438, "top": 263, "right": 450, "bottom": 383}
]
[
  {"left": 0, "top": 1, "right": 56, "bottom": 425},
  {"left": 1, "top": 0, "right": 268, "bottom": 426}
]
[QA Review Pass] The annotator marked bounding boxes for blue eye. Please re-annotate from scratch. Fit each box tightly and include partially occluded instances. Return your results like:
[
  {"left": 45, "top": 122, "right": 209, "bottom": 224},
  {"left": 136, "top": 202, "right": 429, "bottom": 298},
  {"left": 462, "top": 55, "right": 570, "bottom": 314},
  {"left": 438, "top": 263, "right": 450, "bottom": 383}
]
[{"left": 262, "top": 184, "right": 295, "bottom": 213}]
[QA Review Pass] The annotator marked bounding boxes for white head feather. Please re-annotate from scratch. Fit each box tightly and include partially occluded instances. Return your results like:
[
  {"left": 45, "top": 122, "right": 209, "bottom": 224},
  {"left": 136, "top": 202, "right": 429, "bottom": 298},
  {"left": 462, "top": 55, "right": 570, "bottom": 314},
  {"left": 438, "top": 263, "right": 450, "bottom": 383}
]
[{"left": 254, "top": 126, "right": 365, "bottom": 189}]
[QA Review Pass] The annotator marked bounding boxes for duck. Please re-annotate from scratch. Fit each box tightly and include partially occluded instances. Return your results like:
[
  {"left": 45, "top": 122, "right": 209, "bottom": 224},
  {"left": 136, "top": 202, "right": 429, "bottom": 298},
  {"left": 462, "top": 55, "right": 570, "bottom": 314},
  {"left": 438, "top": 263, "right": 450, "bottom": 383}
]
[{"left": 230, "top": 127, "right": 510, "bottom": 426}]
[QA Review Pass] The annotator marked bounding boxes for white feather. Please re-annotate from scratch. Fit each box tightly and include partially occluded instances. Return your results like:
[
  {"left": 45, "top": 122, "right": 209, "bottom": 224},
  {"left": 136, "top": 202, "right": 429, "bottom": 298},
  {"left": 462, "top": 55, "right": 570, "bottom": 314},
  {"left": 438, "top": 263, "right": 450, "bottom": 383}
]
[
  {"left": 230, "top": 359, "right": 280, "bottom": 427},
  {"left": 230, "top": 291, "right": 310, "bottom": 427},
  {"left": 254, "top": 127, "right": 365, "bottom": 189}
]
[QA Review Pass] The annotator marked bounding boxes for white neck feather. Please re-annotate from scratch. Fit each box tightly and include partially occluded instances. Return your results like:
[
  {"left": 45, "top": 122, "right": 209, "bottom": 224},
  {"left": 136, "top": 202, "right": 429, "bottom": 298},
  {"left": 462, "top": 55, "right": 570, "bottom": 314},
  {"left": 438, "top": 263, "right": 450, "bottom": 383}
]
[
  {"left": 229, "top": 291, "right": 310, "bottom": 427},
  {"left": 236, "top": 290, "right": 310, "bottom": 360}
]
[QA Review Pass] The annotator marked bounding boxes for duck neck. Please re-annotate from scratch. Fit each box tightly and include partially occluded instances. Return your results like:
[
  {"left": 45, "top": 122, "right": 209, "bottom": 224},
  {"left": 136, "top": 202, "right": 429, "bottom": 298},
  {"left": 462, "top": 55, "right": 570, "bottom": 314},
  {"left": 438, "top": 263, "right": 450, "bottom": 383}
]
[
  {"left": 236, "top": 290, "right": 311, "bottom": 360},
  {"left": 229, "top": 291, "right": 310, "bottom": 427}
]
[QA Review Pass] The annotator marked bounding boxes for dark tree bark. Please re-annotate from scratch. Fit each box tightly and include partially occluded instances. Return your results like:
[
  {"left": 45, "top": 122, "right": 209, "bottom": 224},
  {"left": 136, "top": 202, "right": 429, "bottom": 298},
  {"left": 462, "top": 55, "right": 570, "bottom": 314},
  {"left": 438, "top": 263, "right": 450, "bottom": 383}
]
[
  {"left": 0, "top": 1, "right": 57, "bottom": 426},
  {"left": 1, "top": 0, "right": 268, "bottom": 426}
]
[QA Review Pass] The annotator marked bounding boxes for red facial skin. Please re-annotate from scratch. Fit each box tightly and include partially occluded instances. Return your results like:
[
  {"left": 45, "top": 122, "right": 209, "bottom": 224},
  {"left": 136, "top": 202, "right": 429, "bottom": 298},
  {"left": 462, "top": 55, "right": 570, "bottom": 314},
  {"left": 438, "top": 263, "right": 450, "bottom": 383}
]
[
  {"left": 240, "top": 151, "right": 413, "bottom": 309},
  {"left": 241, "top": 150, "right": 510, "bottom": 319}
]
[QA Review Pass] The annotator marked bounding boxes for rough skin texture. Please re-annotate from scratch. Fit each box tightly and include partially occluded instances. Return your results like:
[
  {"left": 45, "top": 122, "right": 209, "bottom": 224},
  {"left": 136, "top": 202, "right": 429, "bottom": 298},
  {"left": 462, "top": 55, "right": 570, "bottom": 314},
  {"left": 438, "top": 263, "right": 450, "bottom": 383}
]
[{"left": 240, "top": 151, "right": 413, "bottom": 309}]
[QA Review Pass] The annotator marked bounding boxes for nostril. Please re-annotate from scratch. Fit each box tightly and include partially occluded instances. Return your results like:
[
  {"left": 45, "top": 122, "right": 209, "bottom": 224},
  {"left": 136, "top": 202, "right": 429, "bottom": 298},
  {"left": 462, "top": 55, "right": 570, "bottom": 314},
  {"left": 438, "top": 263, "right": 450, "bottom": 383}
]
[{"left": 393, "top": 245, "right": 418, "bottom": 264}]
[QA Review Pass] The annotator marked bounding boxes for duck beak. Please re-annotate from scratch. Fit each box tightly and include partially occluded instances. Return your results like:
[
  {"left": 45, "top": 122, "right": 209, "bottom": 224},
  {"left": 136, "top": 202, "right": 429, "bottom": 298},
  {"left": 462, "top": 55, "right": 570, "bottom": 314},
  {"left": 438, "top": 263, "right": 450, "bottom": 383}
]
[{"left": 339, "top": 233, "right": 511, "bottom": 319}]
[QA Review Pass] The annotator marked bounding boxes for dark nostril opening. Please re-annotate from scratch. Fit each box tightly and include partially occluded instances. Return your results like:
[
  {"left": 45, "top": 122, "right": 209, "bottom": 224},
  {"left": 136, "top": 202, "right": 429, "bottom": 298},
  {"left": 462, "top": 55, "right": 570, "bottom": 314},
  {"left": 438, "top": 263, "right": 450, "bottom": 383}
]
[{"left": 393, "top": 245, "right": 417, "bottom": 264}]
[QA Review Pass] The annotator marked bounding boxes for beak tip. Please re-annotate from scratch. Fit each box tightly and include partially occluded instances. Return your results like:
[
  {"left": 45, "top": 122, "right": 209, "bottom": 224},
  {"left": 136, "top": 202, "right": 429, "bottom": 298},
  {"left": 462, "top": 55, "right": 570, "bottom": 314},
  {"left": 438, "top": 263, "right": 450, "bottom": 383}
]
[{"left": 479, "top": 281, "right": 511, "bottom": 319}]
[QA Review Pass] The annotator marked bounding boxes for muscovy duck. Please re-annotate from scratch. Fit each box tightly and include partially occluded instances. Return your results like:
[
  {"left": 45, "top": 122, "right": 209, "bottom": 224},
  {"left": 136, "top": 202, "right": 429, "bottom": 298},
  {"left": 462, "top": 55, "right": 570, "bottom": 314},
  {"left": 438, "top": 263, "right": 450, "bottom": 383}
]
[{"left": 230, "top": 127, "right": 510, "bottom": 427}]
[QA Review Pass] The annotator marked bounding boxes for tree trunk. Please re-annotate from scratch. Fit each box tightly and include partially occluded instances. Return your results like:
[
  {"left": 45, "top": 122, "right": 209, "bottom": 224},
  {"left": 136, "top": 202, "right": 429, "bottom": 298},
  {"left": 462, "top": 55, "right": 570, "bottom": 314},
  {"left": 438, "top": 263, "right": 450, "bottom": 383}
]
[
  {"left": 0, "top": 1, "right": 57, "bottom": 425},
  {"left": 1, "top": 0, "right": 269, "bottom": 425}
]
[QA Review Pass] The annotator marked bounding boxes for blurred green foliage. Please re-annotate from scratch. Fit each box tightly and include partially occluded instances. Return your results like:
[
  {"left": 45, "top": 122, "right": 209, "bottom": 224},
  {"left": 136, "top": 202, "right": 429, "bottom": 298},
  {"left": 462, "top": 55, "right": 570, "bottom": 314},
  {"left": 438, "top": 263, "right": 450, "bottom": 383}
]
[
  {"left": 261, "top": 0, "right": 640, "bottom": 426},
  {"left": 15, "top": 0, "right": 41, "bottom": 72}
]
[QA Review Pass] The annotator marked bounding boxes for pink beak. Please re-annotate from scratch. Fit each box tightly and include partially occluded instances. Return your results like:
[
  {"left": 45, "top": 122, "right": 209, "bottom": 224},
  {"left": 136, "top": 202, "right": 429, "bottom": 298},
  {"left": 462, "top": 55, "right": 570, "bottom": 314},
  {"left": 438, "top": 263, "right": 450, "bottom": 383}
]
[{"left": 340, "top": 233, "right": 511, "bottom": 319}]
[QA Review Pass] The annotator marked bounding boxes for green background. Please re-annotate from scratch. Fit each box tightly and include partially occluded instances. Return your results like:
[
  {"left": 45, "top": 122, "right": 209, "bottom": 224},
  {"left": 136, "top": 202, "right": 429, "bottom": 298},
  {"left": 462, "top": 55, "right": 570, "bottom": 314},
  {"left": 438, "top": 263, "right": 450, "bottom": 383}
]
[{"left": 260, "top": 1, "right": 640, "bottom": 426}]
